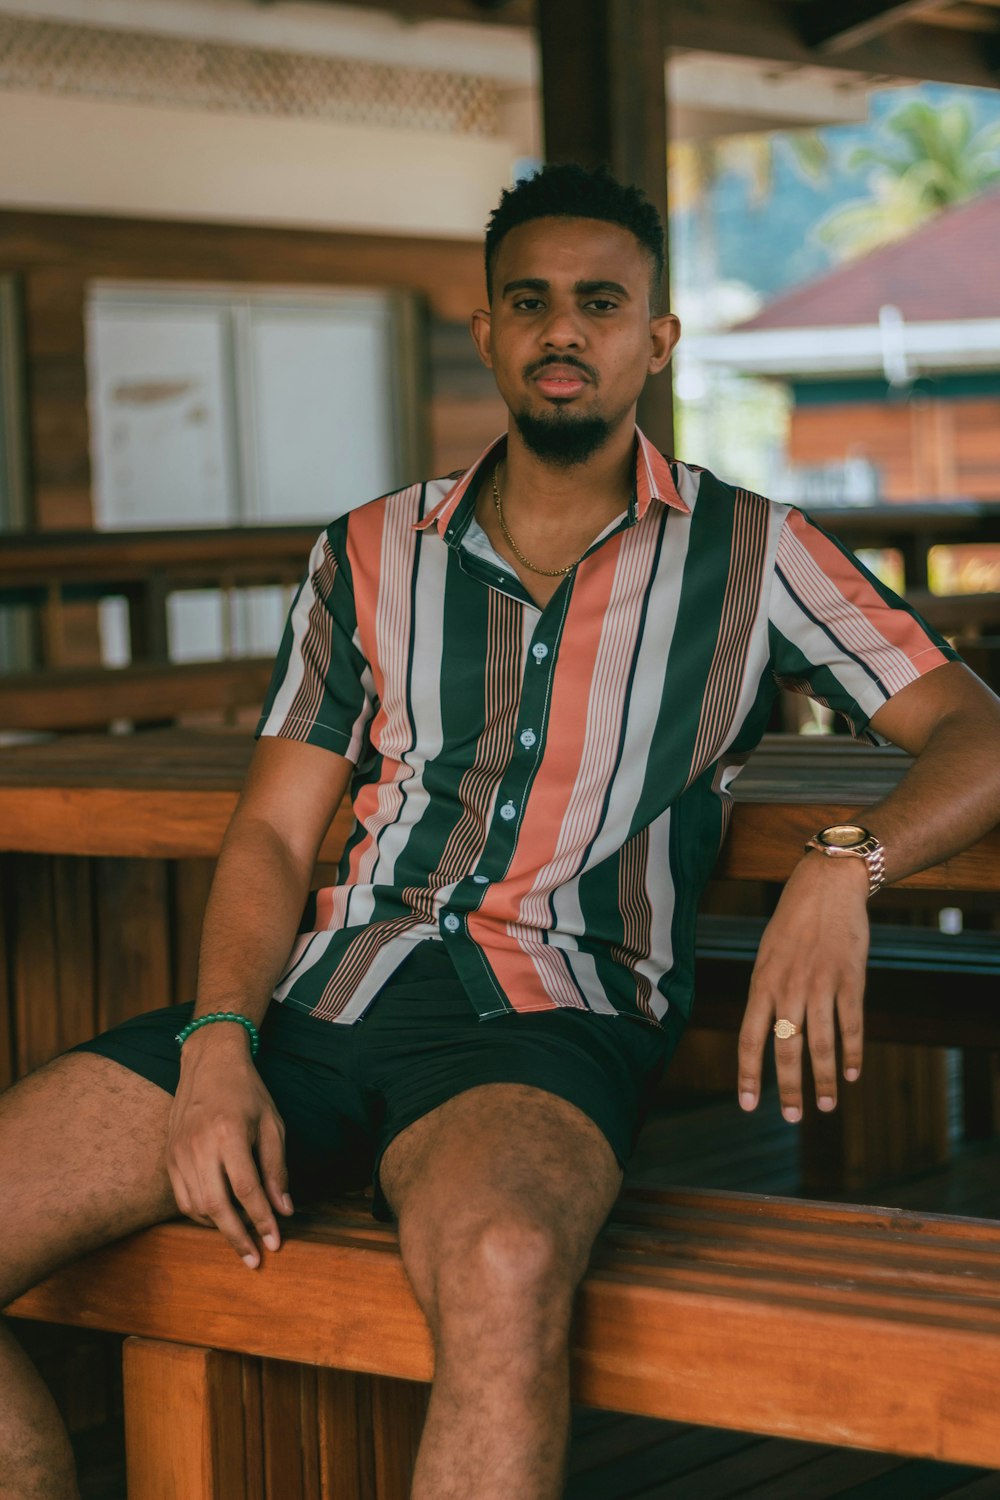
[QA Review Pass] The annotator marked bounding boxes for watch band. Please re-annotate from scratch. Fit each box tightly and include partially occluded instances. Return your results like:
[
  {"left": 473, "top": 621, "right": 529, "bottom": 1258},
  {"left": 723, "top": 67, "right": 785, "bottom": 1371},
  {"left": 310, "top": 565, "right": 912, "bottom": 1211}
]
[{"left": 804, "top": 825, "right": 886, "bottom": 898}]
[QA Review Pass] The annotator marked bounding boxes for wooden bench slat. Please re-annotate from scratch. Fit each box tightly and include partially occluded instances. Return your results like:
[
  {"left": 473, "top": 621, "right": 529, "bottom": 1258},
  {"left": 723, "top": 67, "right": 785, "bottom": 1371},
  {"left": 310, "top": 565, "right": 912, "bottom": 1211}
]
[{"left": 10, "top": 1187, "right": 1000, "bottom": 1466}]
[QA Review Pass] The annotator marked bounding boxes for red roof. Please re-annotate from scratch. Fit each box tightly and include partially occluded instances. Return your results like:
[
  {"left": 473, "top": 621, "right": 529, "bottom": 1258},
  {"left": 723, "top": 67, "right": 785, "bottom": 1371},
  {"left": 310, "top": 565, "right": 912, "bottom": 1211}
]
[{"left": 734, "top": 188, "right": 1000, "bottom": 330}]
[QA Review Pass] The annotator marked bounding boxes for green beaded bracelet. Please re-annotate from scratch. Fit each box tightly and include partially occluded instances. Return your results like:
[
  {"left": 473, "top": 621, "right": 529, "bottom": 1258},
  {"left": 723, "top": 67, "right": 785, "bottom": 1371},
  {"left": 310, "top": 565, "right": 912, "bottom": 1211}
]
[{"left": 175, "top": 1011, "right": 260, "bottom": 1058}]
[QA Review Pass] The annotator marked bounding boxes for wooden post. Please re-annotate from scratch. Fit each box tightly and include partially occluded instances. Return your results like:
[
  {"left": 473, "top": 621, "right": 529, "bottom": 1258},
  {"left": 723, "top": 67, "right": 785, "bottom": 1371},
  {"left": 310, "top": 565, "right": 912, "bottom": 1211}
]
[
  {"left": 123, "top": 1339, "right": 250, "bottom": 1500},
  {"left": 537, "top": 0, "right": 675, "bottom": 451}
]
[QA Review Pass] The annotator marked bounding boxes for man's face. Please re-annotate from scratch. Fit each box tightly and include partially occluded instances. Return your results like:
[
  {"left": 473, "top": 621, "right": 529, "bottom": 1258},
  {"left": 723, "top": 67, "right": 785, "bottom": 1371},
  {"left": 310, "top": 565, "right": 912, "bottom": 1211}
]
[{"left": 471, "top": 216, "right": 679, "bottom": 463}]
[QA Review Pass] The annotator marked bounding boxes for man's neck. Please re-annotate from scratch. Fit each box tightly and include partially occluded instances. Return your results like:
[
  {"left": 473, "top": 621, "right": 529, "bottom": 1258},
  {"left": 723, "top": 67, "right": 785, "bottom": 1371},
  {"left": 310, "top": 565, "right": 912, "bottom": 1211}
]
[{"left": 499, "top": 418, "right": 636, "bottom": 528}]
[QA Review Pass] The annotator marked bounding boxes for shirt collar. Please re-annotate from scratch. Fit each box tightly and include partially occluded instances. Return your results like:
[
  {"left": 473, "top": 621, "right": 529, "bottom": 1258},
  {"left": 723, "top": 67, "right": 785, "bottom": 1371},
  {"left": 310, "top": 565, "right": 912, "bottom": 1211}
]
[{"left": 414, "top": 426, "right": 690, "bottom": 539}]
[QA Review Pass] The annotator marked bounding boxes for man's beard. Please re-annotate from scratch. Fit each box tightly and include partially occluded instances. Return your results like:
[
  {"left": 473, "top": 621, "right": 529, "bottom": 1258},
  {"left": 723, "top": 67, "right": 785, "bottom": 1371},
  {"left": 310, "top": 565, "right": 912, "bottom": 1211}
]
[{"left": 513, "top": 407, "right": 614, "bottom": 468}]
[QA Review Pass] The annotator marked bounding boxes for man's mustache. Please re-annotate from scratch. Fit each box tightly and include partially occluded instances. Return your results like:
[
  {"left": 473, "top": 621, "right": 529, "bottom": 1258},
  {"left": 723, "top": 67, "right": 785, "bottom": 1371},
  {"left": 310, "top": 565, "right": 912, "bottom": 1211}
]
[{"left": 524, "top": 355, "right": 599, "bottom": 383}]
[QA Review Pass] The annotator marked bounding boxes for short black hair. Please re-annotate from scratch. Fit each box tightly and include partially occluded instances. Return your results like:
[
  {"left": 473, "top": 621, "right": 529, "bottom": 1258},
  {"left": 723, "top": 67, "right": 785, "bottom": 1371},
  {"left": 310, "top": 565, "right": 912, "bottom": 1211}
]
[{"left": 484, "top": 162, "right": 666, "bottom": 306}]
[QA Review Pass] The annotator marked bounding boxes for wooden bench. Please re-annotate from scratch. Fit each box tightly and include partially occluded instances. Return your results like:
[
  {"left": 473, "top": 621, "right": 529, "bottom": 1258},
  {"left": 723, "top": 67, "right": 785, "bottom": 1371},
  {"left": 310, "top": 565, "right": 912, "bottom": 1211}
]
[
  {"left": 8, "top": 1186, "right": 1000, "bottom": 1497},
  {"left": 0, "top": 658, "right": 275, "bottom": 733}
]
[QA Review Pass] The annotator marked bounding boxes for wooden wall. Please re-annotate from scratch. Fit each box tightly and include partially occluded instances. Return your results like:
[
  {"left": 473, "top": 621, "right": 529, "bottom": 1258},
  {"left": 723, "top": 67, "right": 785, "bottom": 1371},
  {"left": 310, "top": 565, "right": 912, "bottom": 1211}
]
[
  {"left": 789, "top": 396, "right": 1000, "bottom": 502},
  {"left": 0, "top": 210, "right": 507, "bottom": 533}
]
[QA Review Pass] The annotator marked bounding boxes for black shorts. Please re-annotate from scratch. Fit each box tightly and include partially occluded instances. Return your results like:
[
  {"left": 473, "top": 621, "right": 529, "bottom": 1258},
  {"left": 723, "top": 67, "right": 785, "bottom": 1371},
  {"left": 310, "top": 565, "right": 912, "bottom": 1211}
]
[{"left": 72, "top": 942, "right": 673, "bottom": 1220}]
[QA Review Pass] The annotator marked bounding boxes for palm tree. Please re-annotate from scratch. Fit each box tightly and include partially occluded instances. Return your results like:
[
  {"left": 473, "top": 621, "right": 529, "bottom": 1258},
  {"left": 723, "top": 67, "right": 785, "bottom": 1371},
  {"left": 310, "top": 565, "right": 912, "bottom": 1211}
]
[{"left": 816, "top": 98, "right": 1000, "bottom": 261}]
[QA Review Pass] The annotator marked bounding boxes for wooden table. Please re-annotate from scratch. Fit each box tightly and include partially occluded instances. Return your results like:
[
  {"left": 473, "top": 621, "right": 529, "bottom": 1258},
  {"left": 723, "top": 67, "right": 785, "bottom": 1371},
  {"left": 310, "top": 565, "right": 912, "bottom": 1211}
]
[
  {"left": 1, "top": 728, "right": 997, "bottom": 891},
  {"left": 806, "top": 501, "right": 1000, "bottom": 592}
]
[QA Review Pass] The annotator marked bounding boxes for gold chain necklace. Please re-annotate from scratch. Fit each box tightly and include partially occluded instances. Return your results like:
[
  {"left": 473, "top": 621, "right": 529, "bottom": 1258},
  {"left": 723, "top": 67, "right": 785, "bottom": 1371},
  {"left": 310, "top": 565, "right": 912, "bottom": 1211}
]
[{"left": 491, "top": 467, "right": 585, "bottom": 578}]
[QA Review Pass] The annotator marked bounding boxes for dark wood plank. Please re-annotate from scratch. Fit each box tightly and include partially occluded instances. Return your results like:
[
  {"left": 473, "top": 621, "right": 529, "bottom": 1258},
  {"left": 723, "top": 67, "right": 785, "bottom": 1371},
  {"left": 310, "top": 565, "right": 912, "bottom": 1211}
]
[
  {"left": 661, "top": 0, "right": 1000, "bottom": 91},
  {"left": 566, "top": 1425, "right": 758, "bottom": 1500},
  {"left": 171, "top": 858, "right": 217, "bottom": 1004},
  {"left": 625, "top": 1432, "right": 848, "bottom": 1499},
  {"left": 963, "top": 1050, "right": 1000, "bottom": 1140},
  {"left": 51, "top": 855, "right": 98, "bottom": 1054},
  {"left": 94, "top": 859, "right": 172, "bottom": 1032},
  {"left": 0, "top": 658, "right": 275, "bottom": 731},
  {"left": 568, "top": 1411, "right": 685, "bottom": 1476},
  {"left": 240, "top": 1357, "right": 265, "bottom": 1500},
  {"left": 371, "top": 1377, "right": 428, "bottom": 1499},
  {"left": 316, "top": 1369, "right": 376, "bottom": 1500},
  {"left": 259, "top": 1359, "right": 321, "bottom": 1500},
  {"left": 798, "top": 1, "right": 952, "bottom": 54},
  {"left": 0, "top": 528, "right": 316, "bottom": 590},
  {"left": 11, "top": 855, "right": 96, "bottom": 1073},
  {"left": 799, "top": 1043, "right": 949, "bottom": 1195},
  {"left": 733, "top": 1447, "right": 925, "bottom": 1499}
]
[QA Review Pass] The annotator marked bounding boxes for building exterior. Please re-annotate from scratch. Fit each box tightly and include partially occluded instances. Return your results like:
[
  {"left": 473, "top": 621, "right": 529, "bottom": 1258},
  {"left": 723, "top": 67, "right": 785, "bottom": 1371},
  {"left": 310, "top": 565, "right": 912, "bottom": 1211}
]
[{"left": 689, "top": 189, "right": 1000, "bottom": 505}]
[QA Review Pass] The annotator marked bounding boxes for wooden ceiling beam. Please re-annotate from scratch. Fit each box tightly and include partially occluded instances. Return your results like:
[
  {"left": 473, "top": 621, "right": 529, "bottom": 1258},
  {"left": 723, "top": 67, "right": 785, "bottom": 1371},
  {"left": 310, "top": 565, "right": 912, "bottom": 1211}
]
[
  {"left": 258, "top": 0, "right": 536, "bottom": 23},
  {"left": 659, "top": 0, "right": 1000, "bottom": 89},
  {"left": 297, "top": 0, "right": 1000, "bottom": 89},
  {"left": 798, "top": 0, "right": 960, "bottom": 53}
]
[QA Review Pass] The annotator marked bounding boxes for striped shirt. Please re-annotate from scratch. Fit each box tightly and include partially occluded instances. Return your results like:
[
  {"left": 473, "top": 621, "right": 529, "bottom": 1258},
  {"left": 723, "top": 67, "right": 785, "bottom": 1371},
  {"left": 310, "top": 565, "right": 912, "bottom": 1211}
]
[{"left": 257, "top": 429, "right": 957, "bottom": 1036}]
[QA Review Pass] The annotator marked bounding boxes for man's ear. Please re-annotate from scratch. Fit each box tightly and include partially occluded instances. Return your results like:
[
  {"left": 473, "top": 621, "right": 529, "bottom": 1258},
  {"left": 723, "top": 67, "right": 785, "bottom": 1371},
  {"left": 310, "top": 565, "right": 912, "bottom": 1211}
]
[
  {"left": 648, "top": 313, "right": 681, "bottom": 376},
  {"left": 470, "top": 307, "right": 493, "bottom": 369}
]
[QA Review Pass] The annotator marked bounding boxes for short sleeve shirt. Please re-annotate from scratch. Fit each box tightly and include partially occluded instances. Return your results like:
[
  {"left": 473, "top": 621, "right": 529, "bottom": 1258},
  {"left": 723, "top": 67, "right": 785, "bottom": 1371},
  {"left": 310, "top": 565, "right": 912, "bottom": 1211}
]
[{"left": 256, "top": 429, "right": 959, "bottom": 1035}]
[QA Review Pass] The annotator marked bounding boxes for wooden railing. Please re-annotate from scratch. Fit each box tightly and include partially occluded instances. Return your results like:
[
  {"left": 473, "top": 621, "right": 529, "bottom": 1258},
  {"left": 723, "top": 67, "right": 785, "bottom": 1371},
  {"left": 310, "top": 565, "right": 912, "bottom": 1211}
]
[{"left": 0, "top": 525, "right": 317, "bottom": 666}]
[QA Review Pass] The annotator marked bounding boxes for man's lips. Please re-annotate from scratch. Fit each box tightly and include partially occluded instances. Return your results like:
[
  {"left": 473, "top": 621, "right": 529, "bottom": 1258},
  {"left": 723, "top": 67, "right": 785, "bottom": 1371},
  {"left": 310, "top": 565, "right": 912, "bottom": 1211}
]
[{"left": 530, "top": 364, "right": 592, "bottom": 399}]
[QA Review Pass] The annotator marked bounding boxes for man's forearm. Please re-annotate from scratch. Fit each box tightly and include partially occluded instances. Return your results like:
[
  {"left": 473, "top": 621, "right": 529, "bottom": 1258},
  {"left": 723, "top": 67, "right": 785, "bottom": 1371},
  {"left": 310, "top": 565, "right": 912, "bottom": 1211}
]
[
  {"left": 850, "top": 704, "right": 1000, "bottom": 886},
  {"left": 192, "top": 813, "right": 315, "bottom": 1027}
]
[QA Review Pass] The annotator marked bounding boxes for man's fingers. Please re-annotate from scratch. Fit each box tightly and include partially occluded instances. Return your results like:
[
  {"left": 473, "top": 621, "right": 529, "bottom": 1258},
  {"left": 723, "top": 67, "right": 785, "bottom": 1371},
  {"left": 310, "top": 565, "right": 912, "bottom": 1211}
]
[
  {"left": 257, "top": 1114, "right": 293, "bottom": 1218},
  {"left": 837, "top": 987, "right": 865, "bottom": 1082},
  {"left": 223, "top": 1146, "right": 282, "bottom": 1254},
  {"left": 773, "top": 1026, "right": 806, "bottom": 1123},
  {"left": 167, "top": 1161, "right": 194, "bottom": 1219},
  {"left": 737, "top": 1001, "right": 772, "bottom": 1111},
  {"left": 806, "top": 1005, "right": 838, "bottom": 1113},
  {"left": 194, "top": 1162, "right": 264, "bottom": 1268}
]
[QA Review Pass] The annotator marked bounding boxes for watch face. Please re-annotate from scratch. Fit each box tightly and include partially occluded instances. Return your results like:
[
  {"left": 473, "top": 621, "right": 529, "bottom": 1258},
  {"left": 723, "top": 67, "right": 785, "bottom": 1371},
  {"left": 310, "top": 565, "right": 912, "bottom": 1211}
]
[{"left": 819, "top": 824, "right": 869, "bottom": 849}]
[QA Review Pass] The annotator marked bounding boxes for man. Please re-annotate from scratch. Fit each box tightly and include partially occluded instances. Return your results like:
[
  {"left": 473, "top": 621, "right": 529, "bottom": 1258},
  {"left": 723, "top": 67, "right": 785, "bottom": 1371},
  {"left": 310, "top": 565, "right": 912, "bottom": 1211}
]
[{"left": 3, "top": 164, "right": 1000, "bottom": 1500}]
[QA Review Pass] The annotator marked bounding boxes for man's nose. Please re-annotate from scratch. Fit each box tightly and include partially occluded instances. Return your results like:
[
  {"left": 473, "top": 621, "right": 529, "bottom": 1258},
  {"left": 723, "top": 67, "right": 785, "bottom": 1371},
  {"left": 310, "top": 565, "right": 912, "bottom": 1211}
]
[{"left": 540, "top": 305, "right": 585, "bottom": 348}]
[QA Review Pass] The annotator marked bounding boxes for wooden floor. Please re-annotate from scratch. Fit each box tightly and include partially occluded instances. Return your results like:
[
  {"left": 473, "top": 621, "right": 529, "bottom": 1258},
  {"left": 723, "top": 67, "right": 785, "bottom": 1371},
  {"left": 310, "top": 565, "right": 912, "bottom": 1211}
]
[{"left": 56, "top": 1072, "right": 1000, "bottom": 1499}]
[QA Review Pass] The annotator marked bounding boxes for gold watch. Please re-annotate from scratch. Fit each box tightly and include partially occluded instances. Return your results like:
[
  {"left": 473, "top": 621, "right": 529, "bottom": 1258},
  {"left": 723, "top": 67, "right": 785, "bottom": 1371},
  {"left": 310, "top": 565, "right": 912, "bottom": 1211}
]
[{"left": 804, "top": 823, "right": 886, "bottom": 897}]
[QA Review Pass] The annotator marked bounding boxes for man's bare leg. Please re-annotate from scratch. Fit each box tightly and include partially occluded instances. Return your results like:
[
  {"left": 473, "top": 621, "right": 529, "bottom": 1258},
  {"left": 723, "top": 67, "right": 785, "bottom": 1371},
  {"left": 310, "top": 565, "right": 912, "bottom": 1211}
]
[
  {"left": 0, "top": 1054, "right": 177, "bottom": 1500},
  {"left": 380, "top": 1083, "right": 623, "bottom": 1500}
]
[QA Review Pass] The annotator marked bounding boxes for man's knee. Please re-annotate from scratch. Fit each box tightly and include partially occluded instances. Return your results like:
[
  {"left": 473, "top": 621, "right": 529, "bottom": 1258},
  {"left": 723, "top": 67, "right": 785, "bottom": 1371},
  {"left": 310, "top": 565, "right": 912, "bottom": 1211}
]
[{"left": 404, "top": 1208, "right": 579, "bottom": 1350}]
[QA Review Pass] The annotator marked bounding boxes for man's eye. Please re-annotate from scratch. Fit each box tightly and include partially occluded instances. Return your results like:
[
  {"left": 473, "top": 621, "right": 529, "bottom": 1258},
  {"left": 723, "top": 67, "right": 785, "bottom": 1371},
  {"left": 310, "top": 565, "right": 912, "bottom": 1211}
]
[
  {"left": 586, "top": 299, "right": 619, "bottom": 312},
  {"left": 514, "top": 298, "right": 544, "bottom": 311}
]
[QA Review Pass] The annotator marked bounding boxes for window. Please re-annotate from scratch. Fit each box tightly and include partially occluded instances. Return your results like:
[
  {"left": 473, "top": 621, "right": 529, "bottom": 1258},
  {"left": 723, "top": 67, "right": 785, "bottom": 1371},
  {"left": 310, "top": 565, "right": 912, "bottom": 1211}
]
[{"left": 86, "top": 283, "right": 423, "bottom": 661}]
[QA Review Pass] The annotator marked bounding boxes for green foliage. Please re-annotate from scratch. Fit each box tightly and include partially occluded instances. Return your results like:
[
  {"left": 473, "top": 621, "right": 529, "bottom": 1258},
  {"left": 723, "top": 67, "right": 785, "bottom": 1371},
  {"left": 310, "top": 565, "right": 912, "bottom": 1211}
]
[{"left": 816, "top": 99, "right": 1000, "bottom": 261}]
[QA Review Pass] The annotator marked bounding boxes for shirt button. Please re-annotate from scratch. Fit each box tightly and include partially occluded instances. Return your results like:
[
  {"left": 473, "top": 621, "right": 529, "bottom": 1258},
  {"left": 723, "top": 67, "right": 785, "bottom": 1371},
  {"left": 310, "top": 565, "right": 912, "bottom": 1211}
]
[
  {"left": 499, "top": 800, "right": 517, "bottom": 822},
  {"left": 442, "top": 913, "right": 461, "bottom": 933},
  {"left": 519, "top": 729, "right": 537, "bottom": 749},
  {"left": 532, "top": 642, "right": 549, "bottom": 662},
  {"left": 472, "top": 874, "right": 489, "bottom": 884}
]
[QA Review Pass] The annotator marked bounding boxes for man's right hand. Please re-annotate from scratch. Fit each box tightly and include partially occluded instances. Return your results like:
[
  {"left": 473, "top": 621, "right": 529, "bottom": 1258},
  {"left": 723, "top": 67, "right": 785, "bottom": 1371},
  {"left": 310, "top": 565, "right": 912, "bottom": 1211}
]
[{"left": 166, "top": 1026, "right": 293, "bottom": 1268}]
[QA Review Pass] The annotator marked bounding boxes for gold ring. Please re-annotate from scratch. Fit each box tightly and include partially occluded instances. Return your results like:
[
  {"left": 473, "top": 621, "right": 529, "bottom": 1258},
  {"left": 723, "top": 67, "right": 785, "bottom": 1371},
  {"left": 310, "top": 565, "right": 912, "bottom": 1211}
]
[{"left": 773, "top": 1019, "right": 803, "bottom": 1040}]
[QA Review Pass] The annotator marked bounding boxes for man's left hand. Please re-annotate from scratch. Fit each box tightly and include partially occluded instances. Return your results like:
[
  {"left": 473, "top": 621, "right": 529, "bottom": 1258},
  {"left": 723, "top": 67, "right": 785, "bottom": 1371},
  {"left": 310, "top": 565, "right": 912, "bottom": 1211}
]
[{"left": 737, "top": 853, "right": 870, "bottom": 1122}]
